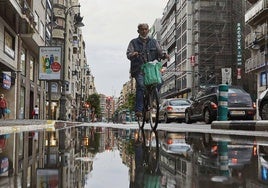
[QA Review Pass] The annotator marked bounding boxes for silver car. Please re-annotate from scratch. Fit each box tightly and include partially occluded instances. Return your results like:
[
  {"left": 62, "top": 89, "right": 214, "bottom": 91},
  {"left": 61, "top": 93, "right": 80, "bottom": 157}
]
[{"left": 159, "top": 98, "right": 191, "bottom": 123}]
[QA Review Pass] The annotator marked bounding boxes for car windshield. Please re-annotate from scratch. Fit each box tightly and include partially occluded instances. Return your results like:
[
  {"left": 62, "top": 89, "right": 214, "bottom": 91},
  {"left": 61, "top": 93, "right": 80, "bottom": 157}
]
[
  {"left": 170, "top": 100, "right": 190, "bottom": 106},
  {"left": 228, "top": 87, "right": 246, "bottom": 94},
  {"left": 227, "top": 88, "right": 252, "bottom": 106}
]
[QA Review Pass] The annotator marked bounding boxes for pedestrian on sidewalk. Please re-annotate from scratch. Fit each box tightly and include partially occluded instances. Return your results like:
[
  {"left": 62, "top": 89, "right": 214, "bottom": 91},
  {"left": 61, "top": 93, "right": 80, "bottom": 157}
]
[
  {"left": 0, "top": 94, "right": 8, "bottom": 120},
  {"left": 33, "top": 105, "right": 39, "bottom": 119}
]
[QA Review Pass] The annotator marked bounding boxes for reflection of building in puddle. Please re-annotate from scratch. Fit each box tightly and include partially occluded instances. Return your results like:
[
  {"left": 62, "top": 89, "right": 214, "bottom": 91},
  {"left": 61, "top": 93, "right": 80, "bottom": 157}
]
[
  {"left": 258, "top": 144, "right": 268, "bottom": 184},
  {"left": 158, "top": 132, "right": 193, "bottom": 187},
  {"left": 159, "top": 146, "right": 193, "bottom": 187}
]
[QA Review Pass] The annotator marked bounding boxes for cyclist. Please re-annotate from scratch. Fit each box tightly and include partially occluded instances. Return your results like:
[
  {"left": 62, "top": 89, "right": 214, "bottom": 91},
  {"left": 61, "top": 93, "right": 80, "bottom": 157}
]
[{"left": 126, "top": 23, "right": 169, "bottom": 118}]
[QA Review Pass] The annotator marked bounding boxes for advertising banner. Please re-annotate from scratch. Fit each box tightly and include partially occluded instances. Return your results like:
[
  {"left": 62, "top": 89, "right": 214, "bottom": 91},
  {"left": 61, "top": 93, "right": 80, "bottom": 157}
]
[
  {"left": 39, "top": 46, "right": 62, "bottom": 80},
  {"left": 0, "top": 157, "right": 9, "bottom": 176},
  {"left": 221, "top": 68, "right": 232, "bottom": 85},
  {"left": 2, "top": 73, "right": 11, "bottom": 90}
]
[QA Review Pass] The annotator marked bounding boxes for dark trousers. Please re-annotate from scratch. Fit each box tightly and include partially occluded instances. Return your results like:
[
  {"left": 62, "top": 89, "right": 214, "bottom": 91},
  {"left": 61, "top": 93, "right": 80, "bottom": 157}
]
[{"left": 0, "top": 108, "right": 5, "bottom": 119}]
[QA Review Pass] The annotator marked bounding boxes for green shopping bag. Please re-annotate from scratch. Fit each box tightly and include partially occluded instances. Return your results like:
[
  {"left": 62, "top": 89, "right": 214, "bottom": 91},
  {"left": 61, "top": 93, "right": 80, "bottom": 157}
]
[{"left": 141, "top": 61, "right": 162, "bottom": 86}]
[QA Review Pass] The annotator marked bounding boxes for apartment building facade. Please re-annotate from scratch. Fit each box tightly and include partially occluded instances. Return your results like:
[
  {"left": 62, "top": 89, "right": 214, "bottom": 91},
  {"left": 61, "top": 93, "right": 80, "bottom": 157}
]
[
  {"left": 0, "top": 0, "right": 48, "bottom": 118},
  {"left": 159, "top": 0, "right": 247, "bottom": 99},
  {"left": 245, "top": 0, "right": 268, "bottom": 98}
]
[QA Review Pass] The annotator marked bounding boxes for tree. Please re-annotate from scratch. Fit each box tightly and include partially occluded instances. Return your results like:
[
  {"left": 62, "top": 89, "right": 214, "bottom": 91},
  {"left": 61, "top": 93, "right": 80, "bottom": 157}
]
[
  {"left": 87, "top": 93, "right": 101, "bottom": 119},
  {"left": 118, "top": 93, "right": 135, "bottom": 111},
  {"left": 127, "top": 93, "right": 135, "bottom": 112}
]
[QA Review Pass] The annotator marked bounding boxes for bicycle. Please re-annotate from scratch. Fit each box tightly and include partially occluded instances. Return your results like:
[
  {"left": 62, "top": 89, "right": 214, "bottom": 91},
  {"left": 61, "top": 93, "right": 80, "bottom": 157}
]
[
  {"left": 137, "top": 59, "right": 163, "bottom": 130},
  {"left": 134, "top": 128, "right": 160, "bottom": 186}
]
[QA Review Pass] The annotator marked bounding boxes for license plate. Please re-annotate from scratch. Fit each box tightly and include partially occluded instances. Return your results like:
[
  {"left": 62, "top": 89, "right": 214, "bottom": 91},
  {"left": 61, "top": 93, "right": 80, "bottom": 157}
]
[
  {"left": 230, "top": 111, "right": 245, "bottom": 115},
  {"left": 174, "top": 108, "right": 185, "bottom": 112}
]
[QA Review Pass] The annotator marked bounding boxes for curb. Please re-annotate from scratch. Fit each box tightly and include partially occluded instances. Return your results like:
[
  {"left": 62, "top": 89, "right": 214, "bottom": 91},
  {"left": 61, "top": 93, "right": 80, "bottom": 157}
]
[{"left": 211, "top": 120, "right": 268, "bottom": 131}]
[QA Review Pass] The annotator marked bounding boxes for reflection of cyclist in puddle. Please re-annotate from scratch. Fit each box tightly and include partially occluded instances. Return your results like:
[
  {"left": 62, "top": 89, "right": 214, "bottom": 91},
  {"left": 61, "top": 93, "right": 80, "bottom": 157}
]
[{"left": 134, "top": 128, "right": 161, "bottom": 187}]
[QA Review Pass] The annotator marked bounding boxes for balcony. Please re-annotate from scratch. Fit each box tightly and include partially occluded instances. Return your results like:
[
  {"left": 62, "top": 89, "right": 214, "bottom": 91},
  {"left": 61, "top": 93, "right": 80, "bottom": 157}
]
[
  {"left": 245, "top": 0, "right": 268, "bottom": 25},
  {"left": 245, "top": 51, "right": 265, "bottom": 73}
]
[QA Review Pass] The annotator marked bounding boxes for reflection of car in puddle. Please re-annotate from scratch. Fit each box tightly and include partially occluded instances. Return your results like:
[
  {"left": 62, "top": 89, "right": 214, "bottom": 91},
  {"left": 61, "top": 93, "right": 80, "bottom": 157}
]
[
  {"left": 197, "top": 144, "right": 254, "bottom": 169},
  {"left": 187, "top": 133, "right": 254, "bottom": 168},
  {"left": 185, "top": 132, "right": 258, "bottom": 187},
  {"left": 160, "top": 132, "right": 192, "bottom": 157}
]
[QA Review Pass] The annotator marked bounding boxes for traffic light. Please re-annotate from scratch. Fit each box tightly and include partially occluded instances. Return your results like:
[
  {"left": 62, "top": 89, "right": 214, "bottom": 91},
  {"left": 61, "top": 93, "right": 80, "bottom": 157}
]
[{"left": 106, "top": 96, "right": 112, "bottom": 105}]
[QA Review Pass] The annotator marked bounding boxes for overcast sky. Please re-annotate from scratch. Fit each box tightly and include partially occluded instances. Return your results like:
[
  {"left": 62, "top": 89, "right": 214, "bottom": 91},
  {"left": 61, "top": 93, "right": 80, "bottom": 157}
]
[{"left": 79, "top": 0, "right": 168, "bottom": 97}]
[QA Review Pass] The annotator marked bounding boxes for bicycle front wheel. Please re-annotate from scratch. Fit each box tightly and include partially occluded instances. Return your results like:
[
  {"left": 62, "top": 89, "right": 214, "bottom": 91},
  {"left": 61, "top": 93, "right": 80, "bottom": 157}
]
[
  {"left": 148, "top": 87, "right": 160, "bottom": 130},
  {"left": 137, "top": 101, "right": 147, "bottom": 129}
]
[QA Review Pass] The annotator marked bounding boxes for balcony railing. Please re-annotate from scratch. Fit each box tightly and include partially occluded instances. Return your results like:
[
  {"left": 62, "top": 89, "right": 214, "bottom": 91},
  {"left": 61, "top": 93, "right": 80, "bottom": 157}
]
[
  {"left": 245, "top": 51, "right": 265, "bottom": 73},
  {"left": 245, "top": 0, "right": 268, "bottom": 23}
]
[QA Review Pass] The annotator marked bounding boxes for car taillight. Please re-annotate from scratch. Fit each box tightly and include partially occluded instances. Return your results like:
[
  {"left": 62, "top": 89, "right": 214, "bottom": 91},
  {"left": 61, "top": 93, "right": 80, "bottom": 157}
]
[
  {"left": 211, "top": 145, "right": 218, "bottom": 155},
  {"left": 167, "top": 106, "right": 173, "bottom": 111},
  {"left": 210, "top": 102, "right": 218, "bottom": 109},
  {"left": 231, "top": 158, "right": 238, "bottom": 164},
  {"left": 167, "top": 138, "right": 173, "bottom": 145}
]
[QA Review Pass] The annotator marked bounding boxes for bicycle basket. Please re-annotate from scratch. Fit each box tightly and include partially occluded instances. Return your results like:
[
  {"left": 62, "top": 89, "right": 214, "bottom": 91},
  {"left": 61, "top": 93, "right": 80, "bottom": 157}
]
[{"left": 141, "top": 61, "right": 162, "bottom": 85}]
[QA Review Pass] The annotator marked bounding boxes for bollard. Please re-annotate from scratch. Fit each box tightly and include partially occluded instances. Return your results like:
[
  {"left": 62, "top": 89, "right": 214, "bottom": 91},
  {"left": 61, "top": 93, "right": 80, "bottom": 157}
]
[
  {"left": 218, "top": 85, "right": 230, "bottom": 176},
  {"left": 218, "top": 84, "right": 229, "bottom": 121},
  {"left": 218, "top": 141, "right": 230, "bottom": 176}
]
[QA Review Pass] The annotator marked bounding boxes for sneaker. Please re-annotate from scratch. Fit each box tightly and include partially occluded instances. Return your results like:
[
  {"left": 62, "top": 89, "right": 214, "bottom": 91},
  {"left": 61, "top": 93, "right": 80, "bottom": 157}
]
[{"left": 135, "top": 112, "right": 142, "bottom": 117}]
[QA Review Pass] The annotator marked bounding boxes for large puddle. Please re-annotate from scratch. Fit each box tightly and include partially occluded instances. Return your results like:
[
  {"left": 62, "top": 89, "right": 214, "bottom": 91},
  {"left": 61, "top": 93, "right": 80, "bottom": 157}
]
[{"left": 81, "top": 126, "right": 267, "bottom": 188}]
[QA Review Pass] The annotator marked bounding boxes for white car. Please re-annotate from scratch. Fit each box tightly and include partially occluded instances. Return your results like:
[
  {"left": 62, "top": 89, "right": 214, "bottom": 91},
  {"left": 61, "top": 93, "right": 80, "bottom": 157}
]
[
  {"left": 159, "top": 98, "right": 191, "bottom": 123},
  {"left": 161, "top": 133, "right": 192, "bottom": 157}
]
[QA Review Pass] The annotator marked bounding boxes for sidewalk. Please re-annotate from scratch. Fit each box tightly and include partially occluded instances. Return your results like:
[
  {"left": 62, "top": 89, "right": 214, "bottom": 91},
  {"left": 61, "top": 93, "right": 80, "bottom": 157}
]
[
  {"left": 211, "top": 120, "right": 268, "bottom": 131},
  {"left": 0, "top": 119, "right": 82, "bottom": 135}
]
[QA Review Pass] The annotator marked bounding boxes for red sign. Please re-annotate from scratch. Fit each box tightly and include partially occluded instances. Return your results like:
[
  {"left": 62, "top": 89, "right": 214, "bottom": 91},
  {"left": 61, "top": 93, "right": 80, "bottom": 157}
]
[{"left": 51, "top": 62, "right": 61, "bottom": 72}]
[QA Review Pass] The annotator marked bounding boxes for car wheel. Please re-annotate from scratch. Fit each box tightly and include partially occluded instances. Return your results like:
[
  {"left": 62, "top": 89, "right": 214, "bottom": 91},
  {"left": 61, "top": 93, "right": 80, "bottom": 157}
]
[
  {"left": 204, "top": 108, "right": 212, "bottom": 124},
  {"left": 185, "top": 111, "right": 192, "bottom": 124},
  {"left": 260, "top": 101, "right": 268, "bottom": 120},
  {"left": 164, "top": 114, "right": 170, "bottom": 123}
]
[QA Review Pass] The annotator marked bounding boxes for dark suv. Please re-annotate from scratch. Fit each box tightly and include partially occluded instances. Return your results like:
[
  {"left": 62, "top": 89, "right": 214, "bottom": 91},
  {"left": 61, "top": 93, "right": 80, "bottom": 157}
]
[
  {"left": 259, "top": 89, "right": 268, "bottom": 120},
  {"left": 185, "top": 85, "right": 256, "bottom": 124}
]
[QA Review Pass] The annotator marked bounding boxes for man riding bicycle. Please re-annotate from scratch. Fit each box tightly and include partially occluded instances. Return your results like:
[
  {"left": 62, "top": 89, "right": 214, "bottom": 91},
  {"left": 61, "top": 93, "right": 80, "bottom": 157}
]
[{"left": 126, "top": 23, "right": 169, "bottom": 117}]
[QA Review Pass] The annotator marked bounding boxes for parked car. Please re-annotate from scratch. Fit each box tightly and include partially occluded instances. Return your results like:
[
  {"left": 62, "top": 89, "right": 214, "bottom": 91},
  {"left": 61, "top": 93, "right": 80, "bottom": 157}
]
[
  {"left": 159, "top": 98, "right": 191, "bottom": 123},
  {"left": 185, "top": 85, "right": 256, "bottom": 124},
  {"left": 258, "top": 88, "right": 268, "bottom": 120}
]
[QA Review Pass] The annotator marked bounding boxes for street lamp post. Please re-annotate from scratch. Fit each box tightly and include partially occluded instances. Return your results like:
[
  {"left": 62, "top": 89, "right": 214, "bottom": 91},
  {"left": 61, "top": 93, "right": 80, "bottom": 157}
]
[{"left": 59, "top": 5, "right": 84, "bottom": 120}]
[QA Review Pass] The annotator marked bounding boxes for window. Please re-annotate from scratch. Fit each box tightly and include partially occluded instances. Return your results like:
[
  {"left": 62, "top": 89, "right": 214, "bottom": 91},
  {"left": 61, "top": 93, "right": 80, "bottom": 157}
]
[
  {"left": 261, "top": 72, "right": 267, "bottom": 87},
  {"left": 34, "top": 11, "right": 39, "bottom": 31},
  {"left": 21, "top": 47, "right": 26, "bottom": 75},
  {"left": 18, "top": 133, "right": 24, "bottom": 159},
  {"left": 40, "top": 22, "right": 44, "bottom": 39},
  {"left": 29, "top": 55, "right": 34, "bottom": 81},
  {"left": 19, "top": 87, "right": 25, "bottom": 119},
  {"left": 4, "top": 29, "right": 15, "bottom": 59}
]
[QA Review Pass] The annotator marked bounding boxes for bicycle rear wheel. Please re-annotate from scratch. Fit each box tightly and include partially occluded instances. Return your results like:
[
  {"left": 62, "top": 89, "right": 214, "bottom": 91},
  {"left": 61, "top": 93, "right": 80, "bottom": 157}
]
[{"left": 148, "top": 87, "right": 160, "bottom": 130}]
